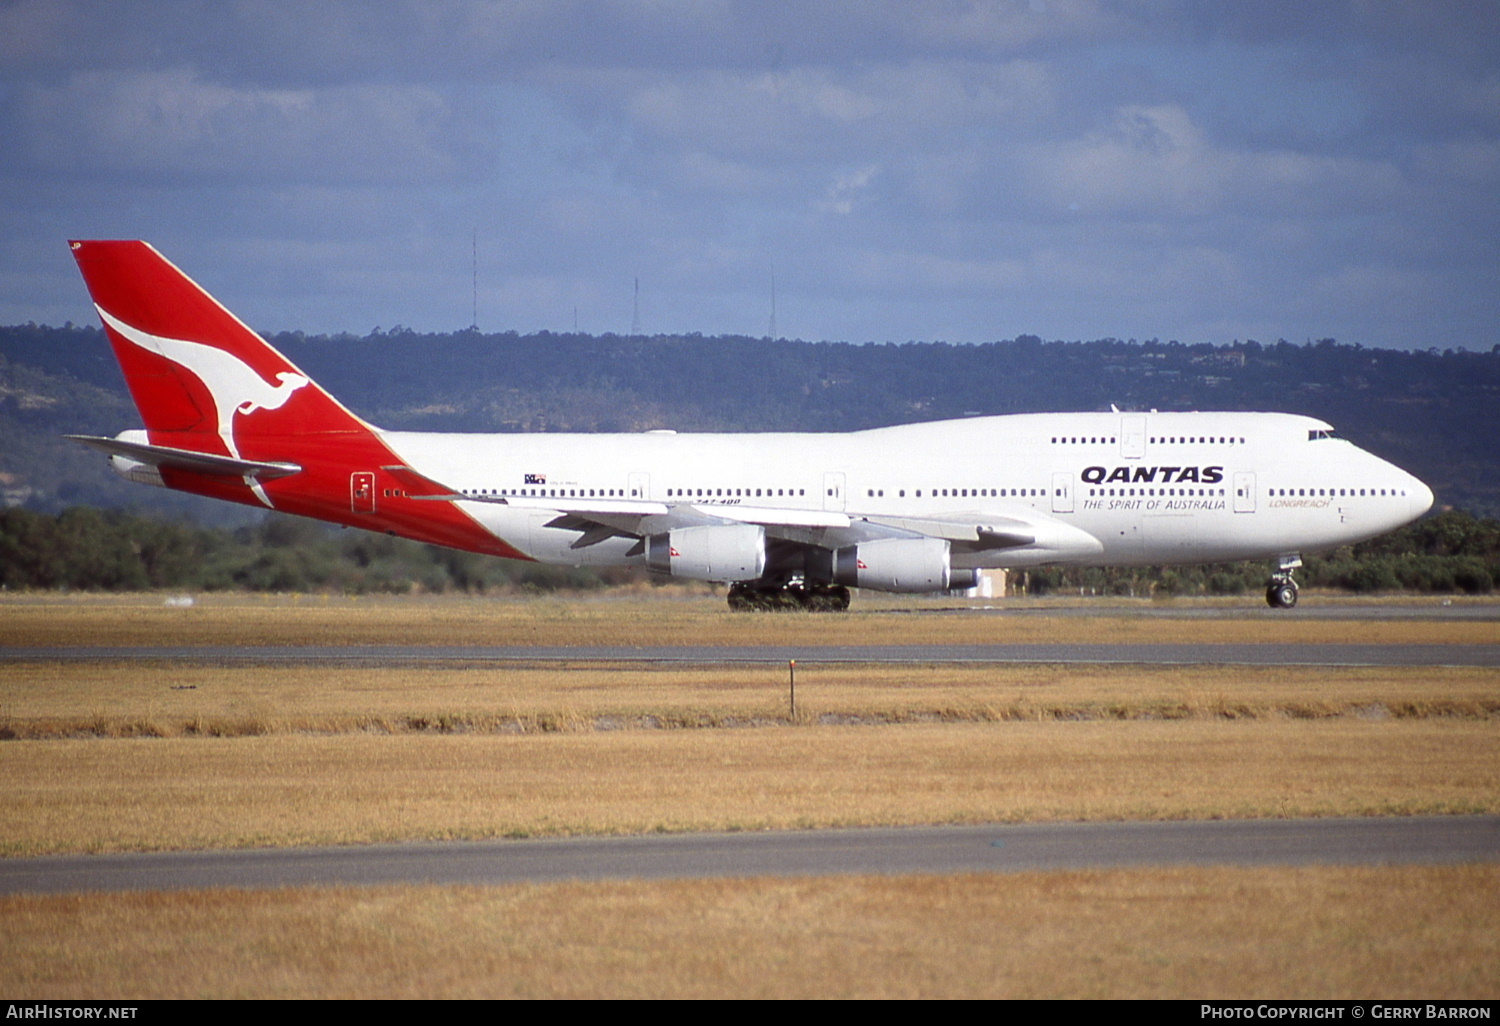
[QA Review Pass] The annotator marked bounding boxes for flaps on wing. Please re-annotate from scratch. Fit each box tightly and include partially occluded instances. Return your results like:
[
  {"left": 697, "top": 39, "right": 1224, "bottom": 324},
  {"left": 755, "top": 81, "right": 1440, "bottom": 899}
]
[
  {"left": 525, "top": 501, "right": 850, "bottom": 551},
  {"left": 863, "top": 513, "right": 1034, "bottom": 548},
  {"left": 506, "top": 495, "right": 671, "bottom": 516},
  {"left": 535, "top": 503, "right": 867, "bottom": 554},
  {"left": 67, "top": 435, "right": 301, "bottom": 480},
  {"left": 687, "top": 504, "right": 851, "bottom": 529},
  {"left": 543, "top": 514, "right": 635, "bottom": 550},
  {"left": 862, "top": 510, "right": 1102, "bottom": 561},
  {"left": 975, "top": 526, "right": 1037, "bottom": 549}
]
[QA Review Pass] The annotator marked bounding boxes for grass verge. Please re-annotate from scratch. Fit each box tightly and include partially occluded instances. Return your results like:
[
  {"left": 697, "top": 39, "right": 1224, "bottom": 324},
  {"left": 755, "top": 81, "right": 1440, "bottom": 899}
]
[
  {"left": 3, "top": 865, "right": 1496, "bottom": 998},
  {"left": 2, "top": 720, "right": 1495, "bottom": 856},
  {"left": 3, "top": 662, "right": 1496, "bottom": 739}
]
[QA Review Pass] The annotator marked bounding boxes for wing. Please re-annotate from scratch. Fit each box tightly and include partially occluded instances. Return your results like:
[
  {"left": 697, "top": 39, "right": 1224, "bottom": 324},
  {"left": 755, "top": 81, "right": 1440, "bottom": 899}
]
[{"left": 859, "top": 510, "right": 1102, "bottom": 560}]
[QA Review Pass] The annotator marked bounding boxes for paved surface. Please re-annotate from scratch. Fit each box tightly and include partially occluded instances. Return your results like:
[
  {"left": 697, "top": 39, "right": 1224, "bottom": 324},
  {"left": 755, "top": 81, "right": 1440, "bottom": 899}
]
[
  {"left": 3, "top": 817, "right": 1494, "bottom": 895},
  {"left": 921, "top": 603, "right": 1500, "bottom": 621},
  {"left": 5, "top": 642, "right": 1499, "bottom": 666}
]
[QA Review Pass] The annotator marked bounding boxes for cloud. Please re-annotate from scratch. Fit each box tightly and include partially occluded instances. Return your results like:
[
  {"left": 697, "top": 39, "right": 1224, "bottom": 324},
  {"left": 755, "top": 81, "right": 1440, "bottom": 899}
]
[
  {"left": 609, "top": 59, "right": 1055, "bottom": 161},
  {"left": 819, "top": 166, "right": 881, "bottom": 216},
  {"left": 1021, "top": 103, "right": 1405, "bottom": 222},
  {"left": 15, "top": 69, "right": 490, "bottom": 185},
  {"left": 0, "top": 0, "right": 1118, "bottom": 88},
  {"left": 0, "top": 1, "right": 1495, "bottom": 349}
]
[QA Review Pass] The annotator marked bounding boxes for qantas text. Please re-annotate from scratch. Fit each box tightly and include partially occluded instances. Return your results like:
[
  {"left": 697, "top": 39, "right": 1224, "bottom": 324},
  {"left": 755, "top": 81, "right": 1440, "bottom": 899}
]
[{"left": 1081, "top": 465, "right": 1224, "bottom": 485}]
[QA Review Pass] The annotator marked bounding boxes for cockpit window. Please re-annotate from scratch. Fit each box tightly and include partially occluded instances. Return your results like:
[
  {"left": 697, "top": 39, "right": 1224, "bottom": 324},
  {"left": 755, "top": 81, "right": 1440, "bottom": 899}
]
[{"left": 1308, "top": 429, "right": 1340, "bottom": 441}]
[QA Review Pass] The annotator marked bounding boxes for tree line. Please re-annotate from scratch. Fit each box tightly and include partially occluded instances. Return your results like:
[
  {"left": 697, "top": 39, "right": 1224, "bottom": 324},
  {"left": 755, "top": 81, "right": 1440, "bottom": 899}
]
[
  {"left": 1027, "top": 509, "right": 1500, "bottom": 598},
  {"left": 3, "top": 506, "right": 1497, "bottom": 597},
  {"left": 0, "top": 507, "right": 614, "bottom": 594}
]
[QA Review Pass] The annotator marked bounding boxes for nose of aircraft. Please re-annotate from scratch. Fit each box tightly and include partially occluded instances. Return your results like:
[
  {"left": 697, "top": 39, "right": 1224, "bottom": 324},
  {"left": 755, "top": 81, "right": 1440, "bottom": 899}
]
[{"left": 1408, "top": 475, "right": 1435, "bottom": 521}]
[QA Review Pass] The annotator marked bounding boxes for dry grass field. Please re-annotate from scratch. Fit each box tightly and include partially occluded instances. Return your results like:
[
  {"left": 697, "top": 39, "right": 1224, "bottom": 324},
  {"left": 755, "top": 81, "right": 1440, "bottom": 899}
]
[
  {"left": 2, "top": 593, "right": 1497, "bottom": 997},
  {"left": 3, "top": 865, "right": 1496, "bottom": 998},
  {"left": 4, "top": 660, "right": 1498, "bottom": 738},
  {"left": 2, "top": 720, "right": 1495, "bottom": 856}
]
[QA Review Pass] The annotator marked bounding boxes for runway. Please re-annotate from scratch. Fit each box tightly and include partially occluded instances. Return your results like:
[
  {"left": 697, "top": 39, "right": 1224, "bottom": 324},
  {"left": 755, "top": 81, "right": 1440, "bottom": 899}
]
[
  {"left": 933, "top": 602, "right": 1500, "bottom": 621},
  {"left": 3, "top": 817, "right": 1495, "bottom": 895},
  {"left": 4, "top": 602, "right": 1493, "bottom": 898},
  {"left": 5, "top": 642, "right": 1499, "bottom": 666}
]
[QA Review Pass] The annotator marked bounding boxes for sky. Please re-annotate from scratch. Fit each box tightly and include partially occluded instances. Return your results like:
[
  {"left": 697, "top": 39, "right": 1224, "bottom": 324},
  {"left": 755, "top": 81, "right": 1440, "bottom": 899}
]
[{"left": 1, "top": 0, "right": 1497, "bottom": 349}]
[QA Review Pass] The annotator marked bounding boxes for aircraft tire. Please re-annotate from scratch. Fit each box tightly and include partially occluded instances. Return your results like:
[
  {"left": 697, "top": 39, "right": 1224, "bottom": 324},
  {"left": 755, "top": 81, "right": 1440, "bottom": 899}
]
[{"left": 1266, "top": 581, "right": 1299, "bottom": 609}]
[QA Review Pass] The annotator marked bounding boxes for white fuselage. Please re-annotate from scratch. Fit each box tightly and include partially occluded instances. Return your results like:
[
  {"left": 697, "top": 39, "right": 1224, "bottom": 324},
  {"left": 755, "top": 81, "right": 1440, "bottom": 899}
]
[{"left": 383, "top": 411, "right": 1433, "bottom": 572}]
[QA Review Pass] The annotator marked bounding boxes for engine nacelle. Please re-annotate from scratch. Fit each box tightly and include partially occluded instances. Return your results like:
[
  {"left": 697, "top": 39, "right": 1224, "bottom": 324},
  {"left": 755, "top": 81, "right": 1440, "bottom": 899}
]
[
  {"left": 825, "top": 537, "right": 975, "bottom": 592},
  {"left": 647, "top": 524, "right": 767, "bottom": 582}
]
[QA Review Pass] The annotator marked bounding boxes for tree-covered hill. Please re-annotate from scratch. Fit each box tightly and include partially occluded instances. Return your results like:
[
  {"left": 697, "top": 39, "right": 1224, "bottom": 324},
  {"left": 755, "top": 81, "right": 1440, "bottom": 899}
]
[{"left": 3, "top": 324, "right": 1497, "bottom": 517}]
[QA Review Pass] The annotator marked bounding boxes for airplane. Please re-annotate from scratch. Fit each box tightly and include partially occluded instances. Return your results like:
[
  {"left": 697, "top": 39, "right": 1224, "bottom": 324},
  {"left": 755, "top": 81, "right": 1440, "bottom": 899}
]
[{"left": 65, "top": 239, "right": 1435, "bottom": 611}]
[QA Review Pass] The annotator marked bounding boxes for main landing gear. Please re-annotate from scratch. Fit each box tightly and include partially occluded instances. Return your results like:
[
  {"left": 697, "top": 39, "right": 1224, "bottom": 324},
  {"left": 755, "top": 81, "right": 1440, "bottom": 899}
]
[
  {"left": 727, "top": 581, "right": 851, "bottom": 612},
  {"left": 1265, "top": 554, "right": 1302, "bottom": 609}
]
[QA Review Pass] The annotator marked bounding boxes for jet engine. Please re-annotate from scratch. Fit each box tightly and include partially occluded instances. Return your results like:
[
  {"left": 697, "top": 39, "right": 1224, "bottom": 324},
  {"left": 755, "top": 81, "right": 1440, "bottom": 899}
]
[
  {"left": 822, "top": 538, "right": 977, "bottom": 592},
  {"left": 647, "top": 523, "right": 767, "bottom": 582}
]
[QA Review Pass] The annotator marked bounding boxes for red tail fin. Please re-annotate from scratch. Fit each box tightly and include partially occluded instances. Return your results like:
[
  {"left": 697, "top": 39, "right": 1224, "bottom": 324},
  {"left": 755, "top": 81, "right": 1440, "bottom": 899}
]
[
  {"left": 68, "top": 240, "right": 527, "bottom": 557},
  {"left": 69, "top": 240, "right": 371, "bottom": 459}
]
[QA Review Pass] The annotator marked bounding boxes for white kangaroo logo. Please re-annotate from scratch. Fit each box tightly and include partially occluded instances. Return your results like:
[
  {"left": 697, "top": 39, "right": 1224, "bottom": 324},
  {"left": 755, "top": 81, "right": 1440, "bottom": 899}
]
[{"left": 98, "top": 306, "right": 310, "bottom": 506}]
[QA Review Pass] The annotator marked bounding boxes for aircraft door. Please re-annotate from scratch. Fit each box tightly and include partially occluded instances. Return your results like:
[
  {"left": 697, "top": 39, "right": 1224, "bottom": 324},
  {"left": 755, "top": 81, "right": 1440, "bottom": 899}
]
[
  {"left": 628, "top": 472, "right": 650, "bottom": 500},
  {"left": 1234, "top": 472, "right": 1257, "bottom": 513},
  {"left": 823, "top": 472, "right": 846, "bottom": 512},
  {"left": 1051, "top": 472, "right": 1074, "bottom": 513},
  {"left": 350, "top": 472, "right": 375, "bottom": 514},
  {"left": 1120, "top": 415, "right": 1147, "bottom": 459}
]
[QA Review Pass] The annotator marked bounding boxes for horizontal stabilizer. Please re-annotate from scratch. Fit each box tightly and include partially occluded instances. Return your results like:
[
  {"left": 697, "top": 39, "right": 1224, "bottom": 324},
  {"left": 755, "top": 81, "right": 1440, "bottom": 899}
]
[{"left": 66, "top": 435, "right": 301, "bottom": 479}]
